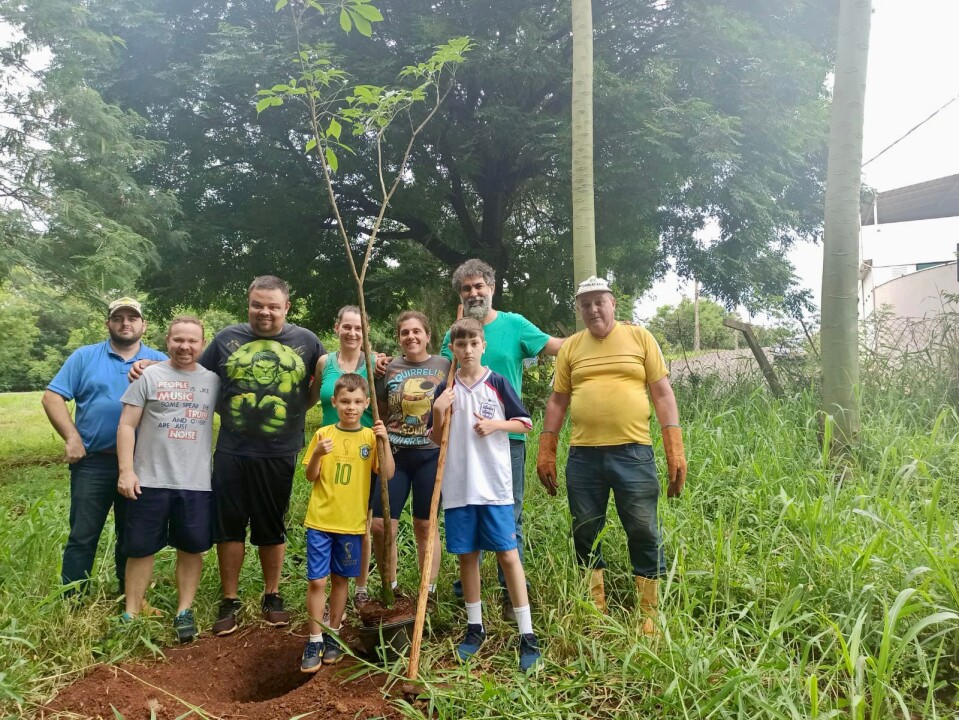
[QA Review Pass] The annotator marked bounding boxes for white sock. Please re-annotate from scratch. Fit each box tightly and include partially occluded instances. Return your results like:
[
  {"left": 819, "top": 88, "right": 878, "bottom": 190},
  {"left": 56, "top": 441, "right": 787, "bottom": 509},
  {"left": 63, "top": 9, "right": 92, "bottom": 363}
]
[
  {"left": 466, "top": 600, "right": 483, "bottom": 626},
  {"left": 310, "top": 633, "right": 323, "bottom": 643},
  {"left": 427, "top": 583, "right": 436, "bottom": 594},
  {"left": 355, "top": 586, "right": 367, "bottom": 595},
  {"left": 328, "top": 624, "right": 340, "bottom": 634},
  {"left": 513, "top": 605, "right": 533, "bottom": 635},
  {"left": 391, "top": 580, "right": 398, "bottom": 590}
]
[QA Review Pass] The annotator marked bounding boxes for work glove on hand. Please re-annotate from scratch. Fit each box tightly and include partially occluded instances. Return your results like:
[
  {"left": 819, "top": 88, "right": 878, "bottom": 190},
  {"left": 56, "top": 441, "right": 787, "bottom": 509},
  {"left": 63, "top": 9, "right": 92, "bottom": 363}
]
[
  {"left": 536, "top": 432, "right": 558, "bottom": 496},
  {"left": 662, "top": 425, "right": 687, "bottom": 498}
]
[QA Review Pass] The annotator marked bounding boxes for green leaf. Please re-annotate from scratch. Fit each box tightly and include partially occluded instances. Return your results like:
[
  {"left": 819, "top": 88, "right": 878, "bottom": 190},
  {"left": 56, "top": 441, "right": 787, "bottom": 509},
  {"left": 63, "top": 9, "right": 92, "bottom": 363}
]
[
  {"left": 305, "top": 138, "right": 317, "bottom": 153},
  {"left": 274, "top": 0, "right": 288, "bottom": 10},
  {"left": 352, "top": 4, "right": 383, "bottom": 22},
  {"left": 255, "top": 98, "right": 273, "bottom": 114},
  {"left": 339, "top": 8, "right": 352, "bottom": 33},
  {"left": 350, "top": 11, "right": 373, "bottom": 37},
  {"left": 326, "top": 118, "right": 342, "bottom": 140},
  {"left": 325, "top": 147, "right": 338, "bottom": 172}
]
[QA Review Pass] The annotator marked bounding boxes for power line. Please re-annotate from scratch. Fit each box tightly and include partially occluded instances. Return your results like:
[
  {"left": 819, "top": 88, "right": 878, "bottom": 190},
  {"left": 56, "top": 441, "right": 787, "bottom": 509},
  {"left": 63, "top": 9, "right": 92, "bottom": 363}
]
[{"left": 862, "top": 90, "right": 959, "bottom": 168}]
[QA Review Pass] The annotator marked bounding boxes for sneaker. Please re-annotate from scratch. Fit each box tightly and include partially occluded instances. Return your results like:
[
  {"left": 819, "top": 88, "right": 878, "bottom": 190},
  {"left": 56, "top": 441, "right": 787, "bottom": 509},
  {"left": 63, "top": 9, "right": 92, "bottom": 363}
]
[
  {"left": 322, "top": 634, "right": 345, "bottom": 665},
  {"left": 300, "top": 640, "right": 323, "bottom": 673},
  {"left": 519, "top": 633, "right": 542, "bottom": 672},
  {"left": 262, "top": 593, "right": 290, "bottom": 627},
  {"left": 501, "top": 593, "right": 516, "bottom": 623},
  {"left": 354, "top": 588, "right": 370, "bottom": 608},
  {"left": 173, "top": 609, "right": 199, "bottom": 644},
  {"left": 452, "top": 578, "right": 464, "bottom": 599},
  {"left": 213, "top": 597, "right": 242, "bottom": 636},
  {"left": 456, "top": 623, "right": 486, "bottom": 661}
]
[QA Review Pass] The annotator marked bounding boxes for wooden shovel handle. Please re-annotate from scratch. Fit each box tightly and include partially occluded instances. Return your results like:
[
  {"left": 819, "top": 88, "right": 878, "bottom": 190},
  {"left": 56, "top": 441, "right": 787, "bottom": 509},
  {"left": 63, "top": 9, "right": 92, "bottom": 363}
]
[{"left": 406, "top": 304, "right": 462, "bottom": 681}]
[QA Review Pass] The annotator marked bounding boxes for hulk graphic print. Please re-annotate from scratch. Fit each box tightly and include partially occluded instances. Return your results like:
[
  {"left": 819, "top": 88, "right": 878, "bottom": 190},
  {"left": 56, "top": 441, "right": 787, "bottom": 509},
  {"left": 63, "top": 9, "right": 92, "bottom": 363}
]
[
  {"left": 224, "top": 339, "right": 306, "bottom": 436},
  {"left": 200, "top": 323, "right": 324, "bottom": 457}
]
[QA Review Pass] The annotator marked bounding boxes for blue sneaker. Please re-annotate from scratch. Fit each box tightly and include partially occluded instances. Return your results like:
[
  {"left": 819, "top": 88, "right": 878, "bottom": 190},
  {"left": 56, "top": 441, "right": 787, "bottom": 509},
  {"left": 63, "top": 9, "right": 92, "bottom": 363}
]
[
  {"left": 173, "top": 609, "right": 198, "bottom": 643},
  {"left": 519, "top": 633, "right": 542, "bottom": 672},
  {"left": 452, "top": 579, "right": 464, "bottom": 599},
  {"left": 322, "top": 633, "right": 345, "bottom": 665},
  {"left": 456, "top": 624, "right": 486, "bottom": 661},
  {"left": 300, "top": 640, "right": 323, "bottom": 673}
]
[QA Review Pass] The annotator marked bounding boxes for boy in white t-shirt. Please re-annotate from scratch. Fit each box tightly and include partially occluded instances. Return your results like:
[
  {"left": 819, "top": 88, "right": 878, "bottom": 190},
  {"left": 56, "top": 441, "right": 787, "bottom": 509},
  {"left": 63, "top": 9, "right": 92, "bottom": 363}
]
[{"left": 431, "top": 317, "right": 542, "bottom": 672}]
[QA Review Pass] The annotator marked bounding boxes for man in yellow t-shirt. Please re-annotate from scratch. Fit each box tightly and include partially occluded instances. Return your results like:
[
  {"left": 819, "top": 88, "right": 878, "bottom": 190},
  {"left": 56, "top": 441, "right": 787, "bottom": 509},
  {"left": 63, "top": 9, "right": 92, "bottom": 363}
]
[
  {"left": 299, "top": 373, "right": 394, "bottom": 672},
  {"left": 536, "top": 276, "right": 688, "bottom": 633}
]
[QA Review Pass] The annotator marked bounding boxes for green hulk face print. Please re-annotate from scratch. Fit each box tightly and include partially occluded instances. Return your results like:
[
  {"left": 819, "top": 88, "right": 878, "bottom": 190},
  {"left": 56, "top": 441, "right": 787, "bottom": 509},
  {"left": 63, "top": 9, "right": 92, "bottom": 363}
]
[{"left": 224, "top": 339, "right": 307, "bottom": 436}]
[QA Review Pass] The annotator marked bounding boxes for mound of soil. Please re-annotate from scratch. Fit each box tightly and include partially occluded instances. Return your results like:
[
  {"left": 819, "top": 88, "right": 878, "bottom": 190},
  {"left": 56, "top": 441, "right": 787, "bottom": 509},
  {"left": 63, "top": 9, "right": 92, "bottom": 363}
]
[
  {"left": 43, "top": 626, "right": 403, "bottom": 719},
  {"left": 357, "top": 595, "right": 416, "bottom": 627}
]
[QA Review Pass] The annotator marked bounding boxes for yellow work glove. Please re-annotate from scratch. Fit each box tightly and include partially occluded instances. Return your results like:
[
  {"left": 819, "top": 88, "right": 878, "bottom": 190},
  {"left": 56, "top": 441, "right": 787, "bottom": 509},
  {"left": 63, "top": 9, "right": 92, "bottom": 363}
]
[
  {"left": 662, "top": 425, "right": 687, "bottom": 498},
  {"left": 536, "top": 432, "right": 558, "bottom": 496}
]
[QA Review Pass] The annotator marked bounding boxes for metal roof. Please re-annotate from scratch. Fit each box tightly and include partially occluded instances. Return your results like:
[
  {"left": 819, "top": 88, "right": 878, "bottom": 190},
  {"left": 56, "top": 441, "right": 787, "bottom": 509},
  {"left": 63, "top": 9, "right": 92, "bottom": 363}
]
[{"left": 860, "top": 173, "right": 959, "bottom": 226}]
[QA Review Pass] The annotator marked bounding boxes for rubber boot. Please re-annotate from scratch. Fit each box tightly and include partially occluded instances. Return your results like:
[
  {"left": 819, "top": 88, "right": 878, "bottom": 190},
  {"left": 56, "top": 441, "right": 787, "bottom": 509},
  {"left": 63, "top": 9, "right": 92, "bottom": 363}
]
[
  {"left": 589, "top": 569, "right": 607, "bottom": 614},
  {"left": 635, "top": 576, "right": 659, "bottom": 636}
]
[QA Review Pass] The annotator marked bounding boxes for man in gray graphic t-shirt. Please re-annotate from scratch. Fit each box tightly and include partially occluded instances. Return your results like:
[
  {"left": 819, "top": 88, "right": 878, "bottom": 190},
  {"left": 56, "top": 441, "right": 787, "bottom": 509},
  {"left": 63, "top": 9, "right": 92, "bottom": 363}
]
[{"left": 117, "top": 316, "right": 220, "bottom": 643}]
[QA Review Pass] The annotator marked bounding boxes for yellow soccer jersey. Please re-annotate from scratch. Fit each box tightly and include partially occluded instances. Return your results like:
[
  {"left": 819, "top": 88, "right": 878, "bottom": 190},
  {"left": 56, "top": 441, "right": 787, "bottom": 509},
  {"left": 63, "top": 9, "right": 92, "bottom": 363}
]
[
  {"left": 302, "top": 424, "right": 378, "bottom": 534},
  {"left": 554, "top": 322, "right": 668, "bottom": 447}
]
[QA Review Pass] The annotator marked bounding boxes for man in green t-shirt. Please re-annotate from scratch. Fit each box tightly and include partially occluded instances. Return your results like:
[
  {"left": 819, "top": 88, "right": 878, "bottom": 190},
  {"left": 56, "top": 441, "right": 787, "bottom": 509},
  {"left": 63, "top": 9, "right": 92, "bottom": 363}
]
[{"left": 440, "top": 259, "right": 564, "bottom": 619}]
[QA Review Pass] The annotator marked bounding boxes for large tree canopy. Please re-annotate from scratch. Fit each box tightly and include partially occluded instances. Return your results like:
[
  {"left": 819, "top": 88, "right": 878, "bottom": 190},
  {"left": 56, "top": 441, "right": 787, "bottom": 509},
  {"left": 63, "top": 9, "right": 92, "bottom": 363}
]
[
  {"left": 0, "top": 0, "right": 185, "bottom": 301},
  {"left": 9, "top": 0, "right": 837, "bottom": 327}
]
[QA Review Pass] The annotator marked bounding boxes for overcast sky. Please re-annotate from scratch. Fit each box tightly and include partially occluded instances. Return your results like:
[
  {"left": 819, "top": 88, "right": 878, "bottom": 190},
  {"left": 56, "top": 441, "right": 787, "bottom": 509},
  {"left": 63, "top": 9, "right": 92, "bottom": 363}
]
[{"left": 636, "top": 0, "right": 959, "bottom": 320}]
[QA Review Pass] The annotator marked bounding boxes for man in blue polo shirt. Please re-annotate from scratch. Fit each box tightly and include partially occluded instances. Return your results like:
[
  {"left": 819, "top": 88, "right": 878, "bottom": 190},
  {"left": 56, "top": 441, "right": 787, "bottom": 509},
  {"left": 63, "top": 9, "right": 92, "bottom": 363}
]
[{"left": 42, "top": 297, "right": 167, "bottom": 596}]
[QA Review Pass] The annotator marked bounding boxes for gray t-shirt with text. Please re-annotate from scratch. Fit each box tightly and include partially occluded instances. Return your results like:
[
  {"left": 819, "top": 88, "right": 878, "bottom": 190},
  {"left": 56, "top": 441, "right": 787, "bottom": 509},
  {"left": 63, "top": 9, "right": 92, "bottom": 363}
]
[{"left": 120, "top": 362, "right": 221, "bottom": 491}]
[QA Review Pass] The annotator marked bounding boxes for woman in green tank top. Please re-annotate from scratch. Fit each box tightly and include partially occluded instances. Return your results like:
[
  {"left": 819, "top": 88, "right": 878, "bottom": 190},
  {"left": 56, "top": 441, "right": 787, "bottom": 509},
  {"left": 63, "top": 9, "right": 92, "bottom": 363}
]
[{"left": 315, "top": 306, "right": 374, "bottom": 428}]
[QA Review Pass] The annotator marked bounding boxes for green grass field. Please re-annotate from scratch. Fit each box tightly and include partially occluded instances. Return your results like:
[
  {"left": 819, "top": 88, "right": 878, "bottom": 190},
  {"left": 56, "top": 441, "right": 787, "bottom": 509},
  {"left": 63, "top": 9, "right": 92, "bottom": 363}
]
[{"left": 2, "top": 378, "right": 958, "bottom": 718}]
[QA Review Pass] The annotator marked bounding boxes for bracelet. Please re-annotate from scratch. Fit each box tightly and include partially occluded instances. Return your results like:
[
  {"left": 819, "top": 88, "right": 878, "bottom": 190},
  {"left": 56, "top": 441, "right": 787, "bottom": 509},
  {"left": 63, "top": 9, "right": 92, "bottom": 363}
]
[{"left": 663, "top": 424, "right": 682, "bottom": 429}]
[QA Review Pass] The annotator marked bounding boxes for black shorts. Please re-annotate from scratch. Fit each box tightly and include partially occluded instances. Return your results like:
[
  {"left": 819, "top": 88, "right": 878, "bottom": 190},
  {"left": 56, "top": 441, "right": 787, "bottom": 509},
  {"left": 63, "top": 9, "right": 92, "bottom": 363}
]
[
  {"left": 124, "top": 487, "right": 213, "bottom": 557},
  {"left": 371, "top": 446, "right": 438, "bottom": 521},
  {"left": 212, "top": 451, "right": 296, "bottom": 546}
]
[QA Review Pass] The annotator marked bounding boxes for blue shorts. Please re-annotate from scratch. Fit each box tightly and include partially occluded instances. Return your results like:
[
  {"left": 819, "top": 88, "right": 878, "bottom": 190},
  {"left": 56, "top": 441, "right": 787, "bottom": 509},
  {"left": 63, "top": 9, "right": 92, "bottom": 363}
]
[
  {"left": 444, "top": 505, "right": 517, "bottom": 554},
  {"left": 306, "top": 528, "right": 364, "bottom": 580},
  {"left": 124, "top": 487, "right": 213, "bottom": 557}
]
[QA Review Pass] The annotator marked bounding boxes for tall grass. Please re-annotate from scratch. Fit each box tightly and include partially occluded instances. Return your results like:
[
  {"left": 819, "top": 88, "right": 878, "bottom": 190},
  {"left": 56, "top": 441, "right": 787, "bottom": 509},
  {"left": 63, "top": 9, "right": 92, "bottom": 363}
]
[{"left": 2, "top": 375, "right": 958, "bottom": 718}]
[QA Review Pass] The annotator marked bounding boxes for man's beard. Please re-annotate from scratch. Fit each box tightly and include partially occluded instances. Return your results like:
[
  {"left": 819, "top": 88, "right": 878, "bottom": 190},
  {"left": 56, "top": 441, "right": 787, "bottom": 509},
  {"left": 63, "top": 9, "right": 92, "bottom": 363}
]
[
  {"left": 109, "top": 330, "right": 141, "bottom": 348},
  {"left": 463, "top": 295, "right": 491, "bottom": 320}
]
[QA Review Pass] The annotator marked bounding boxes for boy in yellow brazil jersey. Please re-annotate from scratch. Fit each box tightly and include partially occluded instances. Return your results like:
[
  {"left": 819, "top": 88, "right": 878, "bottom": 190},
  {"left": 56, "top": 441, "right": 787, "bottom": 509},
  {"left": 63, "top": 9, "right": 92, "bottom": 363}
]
[{"left": 299, "top": 373, "right": 393, "bottom": 672}]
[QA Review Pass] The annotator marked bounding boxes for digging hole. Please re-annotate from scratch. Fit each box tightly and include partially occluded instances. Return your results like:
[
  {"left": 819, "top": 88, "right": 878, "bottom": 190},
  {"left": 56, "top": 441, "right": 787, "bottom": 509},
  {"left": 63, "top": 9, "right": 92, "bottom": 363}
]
[{"left": 234, "top": 661, "right": 312, "bottom": 703}]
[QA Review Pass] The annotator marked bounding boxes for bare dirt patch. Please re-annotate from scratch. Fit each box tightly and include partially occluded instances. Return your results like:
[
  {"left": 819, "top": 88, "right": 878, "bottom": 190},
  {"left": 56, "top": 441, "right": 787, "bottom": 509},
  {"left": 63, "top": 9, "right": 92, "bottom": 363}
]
[{"left": 42, "top": 626, "right": 404, "bottom": 719}]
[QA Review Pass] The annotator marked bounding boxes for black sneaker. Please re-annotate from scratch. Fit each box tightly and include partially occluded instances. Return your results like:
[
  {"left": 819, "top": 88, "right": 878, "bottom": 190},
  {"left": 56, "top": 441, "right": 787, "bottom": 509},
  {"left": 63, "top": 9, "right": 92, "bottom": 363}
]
[
  {"left": 519, "top": 633, "right": 542, "bottom": 672},
  {"left": 261, "top": 593, "right": 290, "bottom": 627},
  {"left": 213, "top": 597, "right": 242, "bottom": 636},
  {"left": 322, "top": 633, "right": 345, "bottom": 665},
  {"left": 173, "top": 609, "right": 198, "bottom": 643},
  {"left": 300, "top": 640, "right": 323, "bottom": 673},
  {"left": 456, "top": 623, "right": 486, "bottom": 661}
]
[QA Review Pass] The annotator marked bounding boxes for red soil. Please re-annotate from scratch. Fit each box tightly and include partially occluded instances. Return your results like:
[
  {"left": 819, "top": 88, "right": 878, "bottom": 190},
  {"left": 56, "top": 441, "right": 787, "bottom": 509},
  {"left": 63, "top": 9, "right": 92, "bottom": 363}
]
[
  {"left": 356, "top": 595, "right": 416, "bottom": 626},
  {"left": 42, "top": 626, "right": 405, "bottom": 719}
]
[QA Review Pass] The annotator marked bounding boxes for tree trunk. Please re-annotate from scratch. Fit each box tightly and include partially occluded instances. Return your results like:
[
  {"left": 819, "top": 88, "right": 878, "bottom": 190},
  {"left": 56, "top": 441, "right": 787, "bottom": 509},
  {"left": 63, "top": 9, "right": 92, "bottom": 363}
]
[
  {"left": 820, "top": 0, "right": 871, "bottom": 453},
  {"left": 571, "top": 0, "right": 596, "bottom": 303}
]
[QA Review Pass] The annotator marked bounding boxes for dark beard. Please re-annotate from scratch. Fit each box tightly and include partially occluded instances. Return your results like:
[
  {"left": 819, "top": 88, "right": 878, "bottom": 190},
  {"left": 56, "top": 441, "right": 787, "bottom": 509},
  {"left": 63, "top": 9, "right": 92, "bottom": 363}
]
[{"left": 109, "top": 331, "right": 141, "bottom": 349}]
